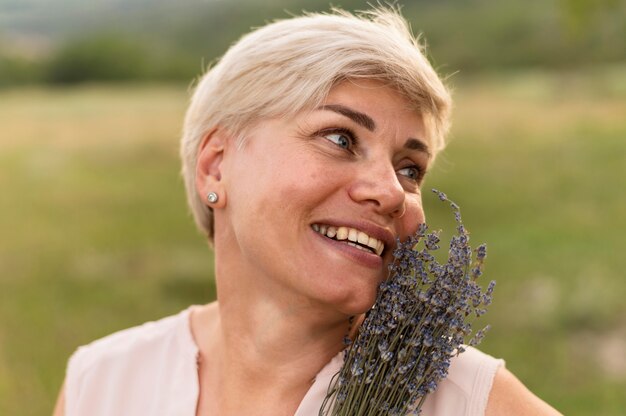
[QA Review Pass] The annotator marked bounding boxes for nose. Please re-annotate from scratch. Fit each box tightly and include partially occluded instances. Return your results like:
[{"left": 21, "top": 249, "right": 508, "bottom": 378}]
[{"left": 347, "top": 162, "right": 406, "bottom": 218}]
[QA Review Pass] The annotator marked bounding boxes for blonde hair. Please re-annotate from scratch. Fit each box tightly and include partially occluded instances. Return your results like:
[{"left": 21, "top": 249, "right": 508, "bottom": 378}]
[{"left": 180, "top": 6, "right": 452, "bottom": 240}]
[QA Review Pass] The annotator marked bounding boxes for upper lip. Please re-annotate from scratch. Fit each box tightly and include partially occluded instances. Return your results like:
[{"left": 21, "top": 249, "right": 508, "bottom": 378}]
[{"left": 311, "top": 218, "right": 396, "bottom": 254}]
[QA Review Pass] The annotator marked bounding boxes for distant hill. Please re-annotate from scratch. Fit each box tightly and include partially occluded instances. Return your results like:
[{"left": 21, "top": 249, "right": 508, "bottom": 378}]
[{"left": 1, "top": 0, "right": 624, "bottom": 85}]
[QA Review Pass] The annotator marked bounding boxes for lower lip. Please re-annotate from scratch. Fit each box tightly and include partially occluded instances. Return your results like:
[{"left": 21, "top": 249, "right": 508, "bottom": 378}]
[{"left": 311, "top": 228, "right": 384, "bottom": 269}]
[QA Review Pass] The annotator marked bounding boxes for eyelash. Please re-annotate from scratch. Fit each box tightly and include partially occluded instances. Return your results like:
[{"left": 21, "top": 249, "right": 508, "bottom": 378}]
[
  {"left": 398, "top": 165, "right": 426, "bottom": 184},
  {"left": 318, "top": 127, "right": 358, "bottom": 151}
]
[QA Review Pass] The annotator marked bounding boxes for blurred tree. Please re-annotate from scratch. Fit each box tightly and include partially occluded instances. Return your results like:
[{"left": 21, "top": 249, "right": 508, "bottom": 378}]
[
  {"left": 560, "top": 0, "right": 622, "bottom": 34},
  {"left": 0, "top": 53, "right": 42, "bottom": 87},
  {"left": 2, "top": 0, "right": 624, "bottom": 86},
  {"left": 45, "top": 34, "right": 152, "bottom": 83}
]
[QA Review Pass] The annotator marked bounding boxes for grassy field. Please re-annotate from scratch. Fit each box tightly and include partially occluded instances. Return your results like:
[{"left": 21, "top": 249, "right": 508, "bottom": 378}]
[{"left": 1, "top": 66, "right": 625, "bottom": 415}]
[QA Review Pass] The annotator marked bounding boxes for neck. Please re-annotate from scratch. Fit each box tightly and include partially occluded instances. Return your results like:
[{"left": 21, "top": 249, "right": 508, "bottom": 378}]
[
  {"left": 193, "top": 245, "right": 355, "bottom": 414},
  {"left": 215, "top": 263, "right": 350, "bottom": 381}
]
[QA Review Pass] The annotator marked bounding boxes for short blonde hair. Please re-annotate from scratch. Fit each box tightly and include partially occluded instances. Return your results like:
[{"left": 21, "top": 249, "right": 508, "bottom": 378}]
[{"left": 180, "top": 6, "right": 452, "bottom": 240}]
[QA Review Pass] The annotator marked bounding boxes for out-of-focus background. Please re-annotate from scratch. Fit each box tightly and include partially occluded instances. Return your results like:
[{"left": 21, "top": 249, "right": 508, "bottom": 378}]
[{"left": 1, "top": 0, "right": 625, "bottom": 414}]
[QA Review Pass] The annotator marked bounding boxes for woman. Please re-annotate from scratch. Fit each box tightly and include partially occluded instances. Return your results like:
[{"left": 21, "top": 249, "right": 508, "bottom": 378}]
[{"left": 54, "top": 7, "right": 561, "bottom": 415}]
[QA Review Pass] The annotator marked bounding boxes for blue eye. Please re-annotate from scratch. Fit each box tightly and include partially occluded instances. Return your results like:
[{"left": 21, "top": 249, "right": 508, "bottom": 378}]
[
  {"left": 324, "top": 132, "right": 352, "bottom": 149},
  {"left": 398, "top": 166, "right": 423, "bottom": 182}
]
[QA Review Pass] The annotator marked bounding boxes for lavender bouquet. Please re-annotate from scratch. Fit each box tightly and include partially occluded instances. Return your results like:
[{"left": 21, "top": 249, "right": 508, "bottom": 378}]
[{"left": 319, "top": 189, "right": 495, "bottom": 416}]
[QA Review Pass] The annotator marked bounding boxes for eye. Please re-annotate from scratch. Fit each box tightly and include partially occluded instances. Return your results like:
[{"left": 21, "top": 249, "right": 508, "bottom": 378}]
[
  {"left": 397, "top": 165, "right": 424, "bottom": 182},
  {"left": 321, "top": 128, "right": 355, "bottom": 150}
]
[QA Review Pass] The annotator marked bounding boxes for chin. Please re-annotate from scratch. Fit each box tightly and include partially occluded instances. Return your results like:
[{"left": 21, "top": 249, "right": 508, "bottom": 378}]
[
  {"left": 308, "top": 269, "right": 384, "bottom": 315},
  {"left": 329, "top": 287, "right": 379, "bottom": 316}
]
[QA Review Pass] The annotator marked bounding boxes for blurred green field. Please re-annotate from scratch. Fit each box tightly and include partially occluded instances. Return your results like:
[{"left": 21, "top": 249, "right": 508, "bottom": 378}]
[{"left": 1, "top": 66, "right": 625, "bottom": 415}]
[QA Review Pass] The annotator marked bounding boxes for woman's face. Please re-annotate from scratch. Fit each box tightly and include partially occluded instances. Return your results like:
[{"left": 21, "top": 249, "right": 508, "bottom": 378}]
[{"left": 217, "top": 80, "right": 430, "bottom": 315}]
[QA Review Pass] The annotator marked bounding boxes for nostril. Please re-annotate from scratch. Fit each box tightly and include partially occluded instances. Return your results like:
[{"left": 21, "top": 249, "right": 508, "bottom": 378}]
[{"left": 390, "top": 203, "right": 406, "bottom": 218}]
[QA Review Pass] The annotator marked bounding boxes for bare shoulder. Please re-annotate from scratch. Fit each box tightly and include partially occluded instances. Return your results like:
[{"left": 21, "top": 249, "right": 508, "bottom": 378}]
[
  {"left": 486, "top": 367, "right": 562, "bottom": 416},
  {"left": 52, "top": 380, "right": 65, "bottom": 416}
]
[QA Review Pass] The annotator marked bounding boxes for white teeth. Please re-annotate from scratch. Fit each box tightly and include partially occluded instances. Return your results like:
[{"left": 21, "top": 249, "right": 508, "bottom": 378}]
[
  {"left": 347, "top": 242, "right": 369, "bottom": 252},
  {"left": 312, "top": 224, "right": 385, "bottom": 256}
]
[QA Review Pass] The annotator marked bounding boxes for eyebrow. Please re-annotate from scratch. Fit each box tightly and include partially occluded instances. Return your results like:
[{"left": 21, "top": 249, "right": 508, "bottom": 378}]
[
  {"left": 405, "top": 138, "right": 431, "bottom": 157},
  {"left": 318, "top": 104, "right": 376, "bottom": 131},
  {"left": 318, "top": 104, "right": 431, "bottom": 157}
]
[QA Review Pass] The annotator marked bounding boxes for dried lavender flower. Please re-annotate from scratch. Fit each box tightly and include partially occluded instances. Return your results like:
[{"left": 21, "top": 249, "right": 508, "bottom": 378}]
[{"left": 320, "top": 189, "right": 495, "bottom": 416}]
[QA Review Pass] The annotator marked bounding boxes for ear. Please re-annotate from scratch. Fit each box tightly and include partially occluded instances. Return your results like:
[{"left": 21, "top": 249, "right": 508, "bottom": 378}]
[{"left": 195, "top": 127, "right": 229, "bottom": 209}]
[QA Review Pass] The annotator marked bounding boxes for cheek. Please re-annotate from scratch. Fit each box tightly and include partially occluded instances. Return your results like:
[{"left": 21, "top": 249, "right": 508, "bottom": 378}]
[
  {"left": 276, "top": 154, "right": 344, "bottom": 197},
  {"left": 401, "top": 196, "right": 426, "bottom": 238},
  {"left": 236, "top": 156, "right": 334, "bottom": 219}
]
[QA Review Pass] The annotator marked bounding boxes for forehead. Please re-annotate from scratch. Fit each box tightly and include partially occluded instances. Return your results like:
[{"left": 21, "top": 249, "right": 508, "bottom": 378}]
[
  {"left": 322, "top": 79, "right": 427, "bottom": 143},
  {"left": 326, "top": 79, "right": 415, "bottom": 108}
]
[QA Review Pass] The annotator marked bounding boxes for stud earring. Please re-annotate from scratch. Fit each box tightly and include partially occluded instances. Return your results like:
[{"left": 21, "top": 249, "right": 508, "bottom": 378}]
[{"left": 207, "top": 192, "right": 219, "bottom": 204}]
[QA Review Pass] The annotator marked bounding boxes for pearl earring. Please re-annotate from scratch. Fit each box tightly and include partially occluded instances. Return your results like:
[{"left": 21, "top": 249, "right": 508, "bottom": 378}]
[{"left": 207, "top": 192, "right": 219, "bottom": 204}]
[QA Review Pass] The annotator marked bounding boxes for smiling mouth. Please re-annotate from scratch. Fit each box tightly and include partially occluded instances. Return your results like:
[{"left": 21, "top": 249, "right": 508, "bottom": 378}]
[{"left": 311, "top": 224, "right": 385, "bottom": 256}]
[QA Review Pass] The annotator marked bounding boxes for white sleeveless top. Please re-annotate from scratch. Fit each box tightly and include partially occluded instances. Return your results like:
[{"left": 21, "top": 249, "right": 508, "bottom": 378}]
[{"left": 65, "top": 307, "right": 504, "bottom": 415}]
